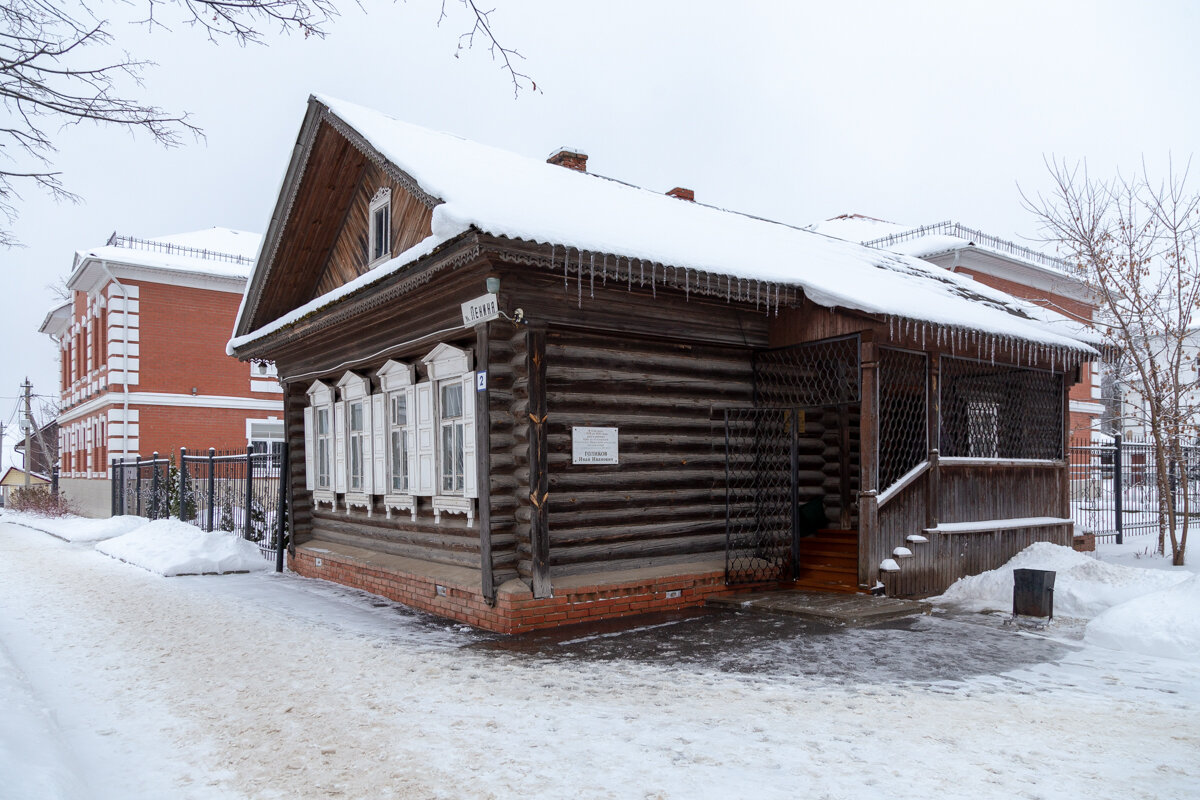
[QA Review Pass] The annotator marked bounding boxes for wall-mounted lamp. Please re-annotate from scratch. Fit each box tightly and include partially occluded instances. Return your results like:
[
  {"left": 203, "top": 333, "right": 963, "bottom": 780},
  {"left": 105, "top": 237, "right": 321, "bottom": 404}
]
[
  {"left": 191, "top": 387, "right": 198, "bottom": 396},
  {"left": 485, "top": 276, "right": 501, "bottom": 294}
]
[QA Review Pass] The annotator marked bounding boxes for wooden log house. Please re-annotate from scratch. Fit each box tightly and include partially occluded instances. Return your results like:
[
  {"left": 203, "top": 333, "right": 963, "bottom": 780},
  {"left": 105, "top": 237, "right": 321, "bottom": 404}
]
[{"left": 229, "top": 95, "right": 1097, "bottom": 633}]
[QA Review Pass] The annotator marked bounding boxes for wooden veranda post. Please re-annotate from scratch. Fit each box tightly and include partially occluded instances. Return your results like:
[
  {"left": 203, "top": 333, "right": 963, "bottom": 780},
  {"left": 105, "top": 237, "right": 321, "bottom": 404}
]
[
  {"left": 475, "top": 321, "right": 495, "bottom": 603},
  {"left": 858, "top": 336, "right": 879, "bottom": 589},
  {"left": 926, "top": 353, "right": 941, "bottom": 531},
  {"left": 527, "top": 326, "right": 551, "bottom": 598},
  {"left": 1061, "top": 371, "right": 1072, "bottom": 525}
]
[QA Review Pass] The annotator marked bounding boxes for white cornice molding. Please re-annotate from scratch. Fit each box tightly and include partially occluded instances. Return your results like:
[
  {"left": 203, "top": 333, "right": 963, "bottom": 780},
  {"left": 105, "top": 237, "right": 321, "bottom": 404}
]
[
  {"left": 56, "top": 391, "right": 282, "bottom": 424},
  {"left": 68, "top": 257, "right": 248, "bottom": 296}
]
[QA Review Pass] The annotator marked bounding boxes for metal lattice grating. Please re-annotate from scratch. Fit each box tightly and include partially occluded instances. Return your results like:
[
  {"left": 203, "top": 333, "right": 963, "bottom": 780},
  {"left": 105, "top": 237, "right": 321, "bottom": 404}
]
[
  {"left": 941, "top": 357, "right": 1063, "bottom": 459},
  {"left": 724, "top": 407, "right": 795, "bottom": 584},
  {"left": 754, "top": 335, "right": 861, "bottom": 407},
  {"left": 879, "top": 348, "right": 928, "bottom": 490}
]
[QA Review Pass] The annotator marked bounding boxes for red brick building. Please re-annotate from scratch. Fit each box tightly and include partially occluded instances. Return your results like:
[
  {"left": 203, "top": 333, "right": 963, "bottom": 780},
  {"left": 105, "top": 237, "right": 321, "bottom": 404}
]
[{"left": 39, "top": 229, "right": 284, "bottom": 516}]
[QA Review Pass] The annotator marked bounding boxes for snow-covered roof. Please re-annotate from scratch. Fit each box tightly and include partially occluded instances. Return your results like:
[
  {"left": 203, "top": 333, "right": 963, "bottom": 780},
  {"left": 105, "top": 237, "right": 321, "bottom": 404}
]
[
  {"left": 804, "top": 214, "right": 911, "bottom": 243},
  {"left": 233, "top": 96, "right": 1096, "bottom": 356},
  {"left": 73, "top": 228, "right": 262, "bottom": 284}
]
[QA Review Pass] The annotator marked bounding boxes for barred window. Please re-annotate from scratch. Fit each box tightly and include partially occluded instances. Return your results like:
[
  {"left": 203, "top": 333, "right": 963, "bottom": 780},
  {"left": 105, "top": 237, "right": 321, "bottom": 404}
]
[{"left": 940, "top": 357, "right": 1063, "bottom": 460}]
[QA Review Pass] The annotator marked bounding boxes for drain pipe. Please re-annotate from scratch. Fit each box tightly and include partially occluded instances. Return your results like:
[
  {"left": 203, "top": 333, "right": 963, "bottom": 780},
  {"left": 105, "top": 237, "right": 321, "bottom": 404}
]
[{"left": 97, "top": 260, "right": 132, "bottom": 466}]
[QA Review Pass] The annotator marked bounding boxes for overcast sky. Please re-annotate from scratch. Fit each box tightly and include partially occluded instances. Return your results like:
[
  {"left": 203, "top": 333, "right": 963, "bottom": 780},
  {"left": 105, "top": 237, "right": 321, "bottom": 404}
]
[{"left": 2, "top": 0, "right": 1197, "bottom": 470}]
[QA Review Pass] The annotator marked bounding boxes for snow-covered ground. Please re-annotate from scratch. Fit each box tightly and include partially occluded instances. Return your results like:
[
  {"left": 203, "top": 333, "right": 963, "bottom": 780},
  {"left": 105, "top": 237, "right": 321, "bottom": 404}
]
[{"left": 1, "top": 517, "right": 1198, "bottom": 799}]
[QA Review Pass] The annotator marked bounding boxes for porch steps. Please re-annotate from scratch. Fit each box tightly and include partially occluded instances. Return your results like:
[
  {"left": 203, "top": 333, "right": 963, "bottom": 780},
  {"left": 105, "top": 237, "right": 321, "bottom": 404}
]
[{"left": 792, "top": 528, "right": 860, "bottom": 594}]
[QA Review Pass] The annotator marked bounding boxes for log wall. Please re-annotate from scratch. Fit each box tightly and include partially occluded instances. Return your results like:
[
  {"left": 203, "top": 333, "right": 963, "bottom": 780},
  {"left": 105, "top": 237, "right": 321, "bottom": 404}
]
[{"left": 541, "top": 330, "right": 754, "bottom": 577}]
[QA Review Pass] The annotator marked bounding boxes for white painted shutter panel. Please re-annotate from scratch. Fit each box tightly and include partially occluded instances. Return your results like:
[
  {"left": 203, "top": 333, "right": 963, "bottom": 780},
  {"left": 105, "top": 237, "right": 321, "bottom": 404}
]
[
  {"left": 463, "top": 372, "right": 478, "bottom": 499},
  {"left": 405, "top": 385, "right": 418, "bottom": 495},
  {"left": 303, "top": 406, "right": 315, "bottom": 490},
  {"left": 371, "top": 393, "right": 386, "bottom": 494},
  {"left": 360, "top": 397, "right": 375, "bottom": 495},
  {"left": 415, "top": 381, "right": 435, "bottom": 496},
  {"left": 334, "top": 400, "right": 347, "bottom": 493}
]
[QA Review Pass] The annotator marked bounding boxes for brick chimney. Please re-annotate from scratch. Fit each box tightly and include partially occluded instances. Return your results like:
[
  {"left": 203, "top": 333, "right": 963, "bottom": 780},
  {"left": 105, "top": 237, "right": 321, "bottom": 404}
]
[
  {"left": 547, "top": 147, "right": 588, "bottom": 172},
  {"left": 666, "top": 187, "right": 695, "bottom": 202}
]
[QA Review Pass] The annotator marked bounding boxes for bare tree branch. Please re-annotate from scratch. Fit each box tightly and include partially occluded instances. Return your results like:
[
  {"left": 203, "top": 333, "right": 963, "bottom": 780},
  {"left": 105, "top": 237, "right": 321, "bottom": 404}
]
[
  {"left": 0, "top": 0, "right": 338, "bottom": 246},
  {"left": 440, "top": 0, "right": 537, "bottom": 97}
]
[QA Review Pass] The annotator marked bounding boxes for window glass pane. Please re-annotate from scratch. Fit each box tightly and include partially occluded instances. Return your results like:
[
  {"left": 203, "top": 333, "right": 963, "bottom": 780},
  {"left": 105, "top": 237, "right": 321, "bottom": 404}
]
[
  {"left": 317, "top": 408, "right": 328, "bottom": 435},
  {"left": 441, "top": 383, "right": 463, "bottom": 419},
  {"left": 349, "top": 401, "right": 363, "bottom": 432},
  {"left": 441, "top": 424, "right": 454, "bottom": 491},
  {"left": 373, "top": 206, "right": 390, "bottom": 260},
  {"left": 455, "top": 425, "right": 465, "bottom": 491},
  {"left": 391, "top": 430, "right": 407, "bottom": 492},
  {"left": 391, "top": 394, "right": 406, "bottom": 426}
]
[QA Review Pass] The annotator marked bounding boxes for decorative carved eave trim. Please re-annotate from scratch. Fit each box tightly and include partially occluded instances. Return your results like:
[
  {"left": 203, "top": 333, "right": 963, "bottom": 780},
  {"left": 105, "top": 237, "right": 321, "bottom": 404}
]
[
  {"left": 232, "top": 230, "right": 483, "bottom": 359},
  {"left": 322, "top": 109, "right": 441, "bottom": 209}
]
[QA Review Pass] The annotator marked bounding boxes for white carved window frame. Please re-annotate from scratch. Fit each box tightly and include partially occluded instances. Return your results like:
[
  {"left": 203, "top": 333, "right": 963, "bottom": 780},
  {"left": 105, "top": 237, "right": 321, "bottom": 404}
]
[
  {"left": 304, "top": 380, "right": 336, "bottom": 512},
  {"left": 377, "top": 359, "right": 418, "bottom": 521},
  {"left": 336, "top": 371, "right": 375, "bottom": 516},
  {"left": 421, "top": 343, "right": 477, "bottom": 526},
  {"left": 368, "top": 186, "right": 392, "bottom": 267}
]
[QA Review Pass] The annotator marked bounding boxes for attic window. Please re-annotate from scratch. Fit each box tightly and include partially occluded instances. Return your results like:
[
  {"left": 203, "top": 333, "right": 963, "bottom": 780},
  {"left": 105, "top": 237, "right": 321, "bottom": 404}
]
[{"left": 369, "top": 187, "right": 392, "bottom": 264}]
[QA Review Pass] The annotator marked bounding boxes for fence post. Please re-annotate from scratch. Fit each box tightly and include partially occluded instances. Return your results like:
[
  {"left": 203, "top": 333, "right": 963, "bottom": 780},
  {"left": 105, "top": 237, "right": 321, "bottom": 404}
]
[
  {"left": 275, "top": 441, "right": 288, "bottom": 573},
  {"left": 150, "top": 452, "right": 160, "bottom": 520},
  {"left": 111, "top": 458, "right": 118, "bottom": 515},
  {"left": 206, "top": 447, "right": 216, "bottom": 532},
  {"left": 244, "top": 446, "right": 254, "bottom": 542},
  {"left": 135, "top": 457, "right": 142, "bottom": 517},
  {"left": 1113, "top": 432, "right": 1123, "bottom": 545},
  {"left": 178, "top": 448, "right": 188, "bottom": 522}
]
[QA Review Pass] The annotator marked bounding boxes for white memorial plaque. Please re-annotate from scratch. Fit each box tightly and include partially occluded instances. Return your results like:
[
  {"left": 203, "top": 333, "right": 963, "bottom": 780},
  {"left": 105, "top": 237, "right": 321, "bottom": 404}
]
[{"left": 572, "top": 426, "right": 618, "bottom": 465}]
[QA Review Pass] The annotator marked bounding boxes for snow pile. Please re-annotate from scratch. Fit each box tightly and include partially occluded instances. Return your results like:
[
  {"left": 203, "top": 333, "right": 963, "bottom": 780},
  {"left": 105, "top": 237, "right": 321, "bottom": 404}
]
[
  {"left": 934, "top": 542, "right": 1200, "bottom": 661},
  {"left": 95, "top": 519, "right": 270, "bottom": 576},
  {"left": 0, "top": 510, "right": 147, "bottom": 542},
  {"left": 932, "top": 542, "right": 1188, "bottom": 618},
  {"left": 1086, "top": 575, "right": 1200, "bottom": 660}
]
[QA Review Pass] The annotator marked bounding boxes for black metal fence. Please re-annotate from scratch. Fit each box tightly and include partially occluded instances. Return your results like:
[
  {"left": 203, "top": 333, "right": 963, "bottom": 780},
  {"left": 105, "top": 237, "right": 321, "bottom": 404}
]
[
  {"left": 1069, "top": 434, "right": 1200, "bottom": 543},
  {"left": 112, "top": 446, "right": 288, "bottom": 566}
]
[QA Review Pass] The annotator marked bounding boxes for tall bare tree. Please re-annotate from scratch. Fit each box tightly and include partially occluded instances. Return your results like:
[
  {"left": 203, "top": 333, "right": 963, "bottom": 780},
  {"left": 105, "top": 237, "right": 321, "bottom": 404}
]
[
  {"left": 0, "top": 0, "right": 528, "bottom": 247},
  {"left": 1025, "top": 158, "right": 1200, "bottom": 565}
]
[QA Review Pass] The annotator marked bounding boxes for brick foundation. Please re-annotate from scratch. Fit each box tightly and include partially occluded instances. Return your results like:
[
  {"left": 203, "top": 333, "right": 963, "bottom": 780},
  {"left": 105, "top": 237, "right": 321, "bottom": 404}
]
[
  {"left": 289, "top": 544, "right": 745, "bottom": 634},
  {"left": 1072, "top": 533, "right": 1096, "bottom": 552}
]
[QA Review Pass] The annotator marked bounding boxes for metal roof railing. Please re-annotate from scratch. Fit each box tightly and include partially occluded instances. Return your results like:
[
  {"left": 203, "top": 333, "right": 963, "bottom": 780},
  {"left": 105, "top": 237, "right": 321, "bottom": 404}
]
[
  {"left": 105, "top": 232, "right": 255, "bottom": 266},
  {"left": 863, "top": 221, "right": 1070, "bottom": 273}
]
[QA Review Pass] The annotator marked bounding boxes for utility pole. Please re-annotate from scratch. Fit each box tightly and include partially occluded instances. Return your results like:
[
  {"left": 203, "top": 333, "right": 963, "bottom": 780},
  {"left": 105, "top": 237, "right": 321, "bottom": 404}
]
[{"left": 22, "top": 378, "right": 32, "bottom": 488}]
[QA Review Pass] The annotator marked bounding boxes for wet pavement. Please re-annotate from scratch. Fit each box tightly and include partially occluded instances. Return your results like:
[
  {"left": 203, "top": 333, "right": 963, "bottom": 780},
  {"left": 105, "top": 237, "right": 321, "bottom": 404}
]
[{"left": 471, "top": 605, "right": 1077, "bottom": 686}]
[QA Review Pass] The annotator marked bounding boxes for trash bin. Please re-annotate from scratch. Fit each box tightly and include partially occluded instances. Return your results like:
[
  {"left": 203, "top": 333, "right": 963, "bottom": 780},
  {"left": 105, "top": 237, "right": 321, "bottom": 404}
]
[{"left": 1012, "top": 568, "right": 1055, "bottom": 619}]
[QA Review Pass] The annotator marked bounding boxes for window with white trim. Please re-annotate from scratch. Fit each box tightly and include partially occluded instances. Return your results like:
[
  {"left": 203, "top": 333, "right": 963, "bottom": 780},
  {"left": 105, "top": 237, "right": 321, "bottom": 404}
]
[
  {"left": 420, "top": 343, "right": 477, "bottom": 525},
  {"left": 304, "top": 380, "right": 335, "bottom": 508},
  {"left": 377, "top": 359, "right": 418, "bottom": 520},
  {"left": 440, "top": 381, "right": 465, "bottom": 494},
  {"left": 369, "top": 187, "right": 391, "bottom": 265}
]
